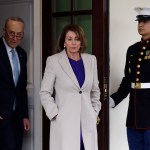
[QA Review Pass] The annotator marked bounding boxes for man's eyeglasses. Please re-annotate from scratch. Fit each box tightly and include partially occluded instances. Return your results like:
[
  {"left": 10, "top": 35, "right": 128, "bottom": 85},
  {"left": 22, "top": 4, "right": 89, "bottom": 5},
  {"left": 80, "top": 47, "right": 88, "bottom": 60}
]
[{"left": 5, "top": 29, "right": 24, "bottom": 40}]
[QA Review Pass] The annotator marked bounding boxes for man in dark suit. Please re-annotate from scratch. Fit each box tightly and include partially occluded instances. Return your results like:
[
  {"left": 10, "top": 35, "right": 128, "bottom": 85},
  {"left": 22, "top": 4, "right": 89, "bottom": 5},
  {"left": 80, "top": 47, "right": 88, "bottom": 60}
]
[
  {"left": 110, "top": 7, "right": 150, "bottom": 150},
  {"left": 0, "top": 16, "right": 30, "bottom": 150}
]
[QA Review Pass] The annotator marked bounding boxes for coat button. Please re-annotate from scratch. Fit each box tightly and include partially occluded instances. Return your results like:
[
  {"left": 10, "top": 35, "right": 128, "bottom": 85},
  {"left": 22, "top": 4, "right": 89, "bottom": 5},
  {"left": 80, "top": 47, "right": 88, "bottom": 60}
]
[{"left": 79, "top": 91, "right": 82, "bottom": 94}]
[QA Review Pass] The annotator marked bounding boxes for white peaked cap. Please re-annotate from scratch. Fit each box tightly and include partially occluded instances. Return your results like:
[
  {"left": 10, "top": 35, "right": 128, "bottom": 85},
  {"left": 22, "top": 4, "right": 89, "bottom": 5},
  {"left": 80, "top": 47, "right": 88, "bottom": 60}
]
[
  {"left": 134, "top": 7, "right": 150, "bottom": 21},
  {"left": 135, "top": 7, "right": 150, "bottom": 15}
]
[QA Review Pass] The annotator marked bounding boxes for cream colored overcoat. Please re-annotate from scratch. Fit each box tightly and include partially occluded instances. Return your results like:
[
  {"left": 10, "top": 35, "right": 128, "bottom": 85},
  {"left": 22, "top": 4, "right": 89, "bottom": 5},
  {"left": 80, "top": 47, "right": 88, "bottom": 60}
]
[{"left": 40, "top": 50, "right": 101, "bottom": 150}]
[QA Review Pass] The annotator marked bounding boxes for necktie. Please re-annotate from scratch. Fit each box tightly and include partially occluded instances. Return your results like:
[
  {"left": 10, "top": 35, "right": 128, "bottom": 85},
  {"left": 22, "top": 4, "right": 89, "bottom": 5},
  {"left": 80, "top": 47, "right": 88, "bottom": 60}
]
[
  {"left": 11, "top": 49, "right": 19, "bottom": 86},
  {"left": 11, "top": 49, "right": 19, "bottom": 110}
]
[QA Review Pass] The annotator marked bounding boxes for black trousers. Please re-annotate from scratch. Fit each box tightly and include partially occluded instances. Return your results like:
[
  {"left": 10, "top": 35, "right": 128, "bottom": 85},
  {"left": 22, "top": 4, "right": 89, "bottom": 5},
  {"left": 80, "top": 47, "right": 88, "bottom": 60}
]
[{"left": 0, "top": 112, "right": 24, "bottom": 150}]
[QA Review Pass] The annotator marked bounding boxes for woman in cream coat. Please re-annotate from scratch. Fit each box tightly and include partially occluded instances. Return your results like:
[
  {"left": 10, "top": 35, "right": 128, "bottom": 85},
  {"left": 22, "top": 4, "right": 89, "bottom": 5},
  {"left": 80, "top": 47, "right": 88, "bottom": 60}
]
[{"left": 40, "top": 24, "right": 101, "bottom": 150}]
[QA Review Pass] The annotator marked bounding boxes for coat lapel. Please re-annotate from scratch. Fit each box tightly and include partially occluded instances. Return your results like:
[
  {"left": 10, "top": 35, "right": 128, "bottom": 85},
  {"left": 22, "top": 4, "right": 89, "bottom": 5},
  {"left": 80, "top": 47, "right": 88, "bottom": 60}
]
[
  {"left": 0, "top": 38, "right": 15, "bottom": 87},
  {"left": 59, "top": 51, "right": 92, "bottom": 89},
  {"left": 59, "top": 50, "right": 80, "bottom": 88}
]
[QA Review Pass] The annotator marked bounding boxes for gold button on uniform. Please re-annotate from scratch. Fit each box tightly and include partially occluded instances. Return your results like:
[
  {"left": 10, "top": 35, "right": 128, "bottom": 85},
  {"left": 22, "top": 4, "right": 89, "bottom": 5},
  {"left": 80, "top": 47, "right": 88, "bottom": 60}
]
[
  {"left": 137, "top": 71, "right": 140, "bottom": 74},
  {"left": 137, "top": 65, "right": 140, "bottom": 68},
  {"left": 136, "top": 78, "right": 139, "bottom": 82},
  {"left": 140, "top": 52, "right": 144, "bottom": 55},
  {"left": 138, "top": 58, "right": 142, "bottom": 61},
  {"left": 142, "top": 46, "right": 146, "bottom": 50}
]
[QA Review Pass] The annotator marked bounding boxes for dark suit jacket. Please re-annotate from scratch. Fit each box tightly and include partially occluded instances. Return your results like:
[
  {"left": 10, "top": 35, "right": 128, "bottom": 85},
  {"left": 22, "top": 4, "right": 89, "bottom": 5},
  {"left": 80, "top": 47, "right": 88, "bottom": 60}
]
[
  {"left": 111, "top": 39, "right": 150, "bottom": 129},
  {"left": 0, "top": 37, "right": 28, "bottom": 126}
]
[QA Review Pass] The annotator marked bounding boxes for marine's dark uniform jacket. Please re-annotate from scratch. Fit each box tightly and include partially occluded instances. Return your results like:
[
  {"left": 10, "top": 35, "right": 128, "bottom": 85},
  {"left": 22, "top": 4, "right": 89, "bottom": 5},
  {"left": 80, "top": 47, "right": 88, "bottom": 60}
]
[{"left": 111, "top": 39, "right": 150, "bottom": 129}]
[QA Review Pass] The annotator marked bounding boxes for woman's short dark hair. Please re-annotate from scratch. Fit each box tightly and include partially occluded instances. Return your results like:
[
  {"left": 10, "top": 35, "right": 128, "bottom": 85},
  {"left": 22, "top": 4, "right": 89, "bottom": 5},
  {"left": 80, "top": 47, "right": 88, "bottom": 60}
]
[{"left": 55, "top": 24, "right": 87, "bottom": 53}]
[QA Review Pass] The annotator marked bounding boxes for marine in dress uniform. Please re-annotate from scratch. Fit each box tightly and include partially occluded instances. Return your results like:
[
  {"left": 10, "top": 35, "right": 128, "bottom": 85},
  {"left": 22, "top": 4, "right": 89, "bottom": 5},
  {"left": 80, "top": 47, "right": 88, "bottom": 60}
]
[{"left": 110, "top": 7, "right": 150, "bottom": 150}]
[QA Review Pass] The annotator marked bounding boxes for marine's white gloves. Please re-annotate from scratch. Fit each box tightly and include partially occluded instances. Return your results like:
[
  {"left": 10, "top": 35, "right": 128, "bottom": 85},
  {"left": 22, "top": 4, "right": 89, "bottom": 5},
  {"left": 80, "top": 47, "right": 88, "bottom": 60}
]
[{"left": 109, "top": 97, "right": 115, "bottom": 108}]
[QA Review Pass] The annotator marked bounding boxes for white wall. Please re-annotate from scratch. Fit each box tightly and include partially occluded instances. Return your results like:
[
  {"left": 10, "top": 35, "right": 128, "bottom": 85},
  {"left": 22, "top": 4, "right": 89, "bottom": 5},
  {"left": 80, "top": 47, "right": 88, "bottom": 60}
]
[
  {"left": 33, "top": 0, "right": 42, "bottom": 149},
  {"left": 109, "top": 0, "right": 150, "bottom": 150}
]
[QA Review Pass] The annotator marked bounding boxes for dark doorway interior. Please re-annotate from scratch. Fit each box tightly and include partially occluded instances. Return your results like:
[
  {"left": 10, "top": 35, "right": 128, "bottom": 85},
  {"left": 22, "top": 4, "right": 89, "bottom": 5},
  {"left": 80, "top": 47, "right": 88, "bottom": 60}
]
[{"left": 42, "top": 1, "right": 109, "bottom": 150}]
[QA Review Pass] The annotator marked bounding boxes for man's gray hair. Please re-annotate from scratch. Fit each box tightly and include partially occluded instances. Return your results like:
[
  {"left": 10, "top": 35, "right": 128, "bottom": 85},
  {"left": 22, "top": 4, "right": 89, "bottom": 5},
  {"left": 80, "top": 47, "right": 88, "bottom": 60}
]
[{"left": 4, "top": 16, "right": 25, "bottom": 28}]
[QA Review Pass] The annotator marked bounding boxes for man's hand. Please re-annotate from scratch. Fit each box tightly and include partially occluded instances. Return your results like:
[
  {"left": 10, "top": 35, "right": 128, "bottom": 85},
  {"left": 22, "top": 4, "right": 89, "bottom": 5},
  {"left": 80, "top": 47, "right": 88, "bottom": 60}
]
[{"left": 23, "top": 118, "right": 30, "bottom": 131}]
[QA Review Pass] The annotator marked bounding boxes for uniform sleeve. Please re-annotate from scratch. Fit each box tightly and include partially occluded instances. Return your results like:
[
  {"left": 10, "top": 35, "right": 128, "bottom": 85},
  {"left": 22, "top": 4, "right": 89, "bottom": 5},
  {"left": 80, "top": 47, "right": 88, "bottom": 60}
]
[
  {"left": 39, "top": 57, "right": 58, "bottom": 120},
  {"left": 91, "top": 56, "right": 101, "bottom": 116},
  {"left": 110, "top": 48, "right": 131, "bottom": 106}
]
